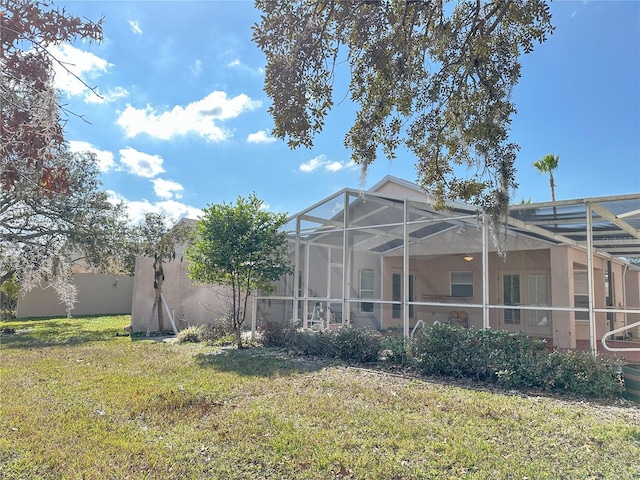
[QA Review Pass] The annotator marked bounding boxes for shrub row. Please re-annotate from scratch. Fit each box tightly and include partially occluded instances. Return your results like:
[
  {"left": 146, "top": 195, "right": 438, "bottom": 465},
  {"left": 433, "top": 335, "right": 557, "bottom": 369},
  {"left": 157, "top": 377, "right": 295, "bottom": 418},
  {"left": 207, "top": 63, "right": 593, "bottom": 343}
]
[
  {"left": 176, "top": 323, "right": 233, "bottom": 345},
  {"left": 411, "top": 325, "right": 625, "bottom": 398},
  {"left": 257, "top": 321, "right": 626, "bottom": 399},
  {"left": 259, "top": 321, "right": 382, "bottom": 363}
]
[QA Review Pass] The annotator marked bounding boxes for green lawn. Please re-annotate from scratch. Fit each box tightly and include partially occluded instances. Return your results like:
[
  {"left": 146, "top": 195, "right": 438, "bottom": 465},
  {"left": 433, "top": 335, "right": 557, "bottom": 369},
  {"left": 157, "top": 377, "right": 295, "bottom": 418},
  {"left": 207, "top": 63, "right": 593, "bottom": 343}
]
[{"left": 1, "top": 315, "right": 639, "bottom": 479}]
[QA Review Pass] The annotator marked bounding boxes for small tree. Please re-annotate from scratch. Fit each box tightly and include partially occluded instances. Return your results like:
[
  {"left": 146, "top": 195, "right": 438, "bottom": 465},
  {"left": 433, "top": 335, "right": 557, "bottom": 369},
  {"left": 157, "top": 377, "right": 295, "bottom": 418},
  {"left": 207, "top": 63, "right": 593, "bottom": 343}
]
[
  {"left": 533, "top": 153, "right": 559, "bottom": 202},
  {"left": 137, "top": 214, "right": 191, "bottom": 333},
  {"left": 186, "top": 194, "right": 292, "bottom": 348}
]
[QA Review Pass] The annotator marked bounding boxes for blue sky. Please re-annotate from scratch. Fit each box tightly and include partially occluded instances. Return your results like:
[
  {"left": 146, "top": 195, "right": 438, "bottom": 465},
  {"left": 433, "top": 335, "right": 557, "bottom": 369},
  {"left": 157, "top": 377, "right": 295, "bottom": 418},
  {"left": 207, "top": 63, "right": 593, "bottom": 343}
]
[{"left": 53, "top": 0, "right": 639, "bottom": 223}]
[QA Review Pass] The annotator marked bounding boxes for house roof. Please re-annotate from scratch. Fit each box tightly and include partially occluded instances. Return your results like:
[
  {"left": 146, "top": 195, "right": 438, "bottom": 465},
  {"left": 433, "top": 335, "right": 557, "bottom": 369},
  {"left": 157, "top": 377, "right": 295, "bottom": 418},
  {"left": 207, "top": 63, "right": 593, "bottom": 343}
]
[{"left": 286, "top": 176, "right": 640, "bottom": 263}]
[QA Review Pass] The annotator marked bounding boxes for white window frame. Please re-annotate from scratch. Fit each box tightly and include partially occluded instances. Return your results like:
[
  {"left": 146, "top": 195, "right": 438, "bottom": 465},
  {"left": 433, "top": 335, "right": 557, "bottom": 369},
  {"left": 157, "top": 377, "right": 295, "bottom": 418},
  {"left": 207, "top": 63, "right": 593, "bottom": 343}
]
[
  {"left": 451, "top": 271, "right": 474, "bottom": 298},
  {"left": 359, "top": 269, "right": 374, "bottom": 314},
  {"left": 573, "top": 270, "right": 589, "bottom": 321}
]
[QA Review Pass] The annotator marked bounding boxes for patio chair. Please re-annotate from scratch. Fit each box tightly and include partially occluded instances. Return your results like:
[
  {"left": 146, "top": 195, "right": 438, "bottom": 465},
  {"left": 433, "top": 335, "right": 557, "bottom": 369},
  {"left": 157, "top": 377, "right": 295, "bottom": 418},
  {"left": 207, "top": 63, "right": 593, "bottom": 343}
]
[{"left": 448, "top": 310, "right": 469, "bottom": 328}]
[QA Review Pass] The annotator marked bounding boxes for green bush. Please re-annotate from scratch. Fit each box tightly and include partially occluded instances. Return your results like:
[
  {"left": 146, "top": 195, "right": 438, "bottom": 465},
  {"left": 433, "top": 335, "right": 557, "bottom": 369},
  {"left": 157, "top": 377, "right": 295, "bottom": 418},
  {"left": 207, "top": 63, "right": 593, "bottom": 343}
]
[
  {"left": 291, "top": 330, "right": 335, "bottom": 357},
  {"left": 380, "top": 335, "right": 411, "bottom": 365},
  {"left": 202, "top": 328, "right": 236, "bottom": 346},
  {"left": 258, "top": 320, "right": 296, "bottom": 348},
  {"left": 332, "top": 326, "right": 381, "bottom": 363},
  {"left": 176, "top": 324, "right": 231, "bottom": 344},
  {"left": 411, "top": 325, "right": 547, "bottom": 383},
  {"left": 410, "top": 324, "right": 474, "bottom": 377},
  {"left": 176, "top": 325, "right": 203, "bottom": 343},
  {"left": 480, "top": 329, "right": 548, "bottom": 388},
  {"left": 541, "top": 350, "right": 624, "bottom": 398},
  {"left": 409, "top": 324, "right": 624, "bottom": 398},
  {"left": 288, "top": 326, "right": 382, "bottom": 363}
]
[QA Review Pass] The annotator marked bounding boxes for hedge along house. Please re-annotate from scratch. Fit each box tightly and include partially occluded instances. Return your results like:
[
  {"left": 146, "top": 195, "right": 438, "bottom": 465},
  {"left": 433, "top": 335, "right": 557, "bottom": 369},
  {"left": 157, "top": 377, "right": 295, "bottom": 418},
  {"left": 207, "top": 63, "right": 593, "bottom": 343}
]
[{"left": 252, "top": 176, "right": 640, "bottom": 355}]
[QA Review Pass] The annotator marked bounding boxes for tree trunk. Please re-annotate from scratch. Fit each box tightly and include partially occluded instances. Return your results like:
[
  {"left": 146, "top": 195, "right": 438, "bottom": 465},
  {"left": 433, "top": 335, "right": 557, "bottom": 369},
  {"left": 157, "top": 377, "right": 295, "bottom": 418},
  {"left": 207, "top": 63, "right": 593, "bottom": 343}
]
[
  {"left": 156, "top": 291, "right": 164, "bottom": 333},
  {"left": 154, "top": 261, "right": 165, "bottom": 333},
  {"left": 235, "top": 323, "right": 243, "bottom": 349}
]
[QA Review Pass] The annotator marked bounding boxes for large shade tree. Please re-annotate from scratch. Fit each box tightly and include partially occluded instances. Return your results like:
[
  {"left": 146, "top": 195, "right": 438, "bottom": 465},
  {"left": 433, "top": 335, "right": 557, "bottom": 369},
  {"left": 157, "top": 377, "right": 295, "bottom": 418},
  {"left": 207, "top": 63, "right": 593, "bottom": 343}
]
[
  {"left": 0, "top": 0, "right": 130, "bottom": 311},
  {"left": 186, "top": 194, "right": 292, "bottom": 348},
  {"left": 253, "top": 0, "right": 554, "bottom": 222},
  {"left": 0, "top": 148, "right": 131, "bottom": 313},
  {"left": 1, "top": 0, "right": 103, "bottom": 189}
]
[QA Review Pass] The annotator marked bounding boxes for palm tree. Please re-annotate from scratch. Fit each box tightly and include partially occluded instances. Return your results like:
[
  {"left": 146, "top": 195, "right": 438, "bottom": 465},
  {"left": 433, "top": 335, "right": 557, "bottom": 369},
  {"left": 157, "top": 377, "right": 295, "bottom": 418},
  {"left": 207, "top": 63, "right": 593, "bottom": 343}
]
[{"left": 533, "top": 153, "right": 559, "bottom": 202}]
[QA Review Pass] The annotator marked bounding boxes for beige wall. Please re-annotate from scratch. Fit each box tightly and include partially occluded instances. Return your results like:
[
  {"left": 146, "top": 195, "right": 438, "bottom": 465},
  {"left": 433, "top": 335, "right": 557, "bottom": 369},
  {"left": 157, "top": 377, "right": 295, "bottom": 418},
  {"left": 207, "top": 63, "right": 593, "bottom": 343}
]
[
  {"left": 17, "top": 273, "right": 133, "bottom": 318},
  {"left": 131, "top": 257, "right": 252, "bottom": 333}
]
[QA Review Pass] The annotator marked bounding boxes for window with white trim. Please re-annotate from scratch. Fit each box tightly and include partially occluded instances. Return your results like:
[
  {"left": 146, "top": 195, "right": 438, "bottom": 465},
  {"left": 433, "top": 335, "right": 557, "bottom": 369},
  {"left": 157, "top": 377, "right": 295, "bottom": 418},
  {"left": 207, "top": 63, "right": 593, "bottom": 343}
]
[
  {"left": 359, "top": 269, "right": 374, "bottom": 313},
  {"left": 451, "top": 271, "right": 473, "bottom": 297},
  {"left": 573, "top": 271, "right": 589, "bottom": 321}
]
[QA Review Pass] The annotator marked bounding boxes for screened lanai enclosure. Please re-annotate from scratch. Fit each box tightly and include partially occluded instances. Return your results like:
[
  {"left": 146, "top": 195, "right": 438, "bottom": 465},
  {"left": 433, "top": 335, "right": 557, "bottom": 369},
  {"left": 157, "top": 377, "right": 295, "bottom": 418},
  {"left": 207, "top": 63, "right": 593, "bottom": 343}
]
[{"left": 252, "top": 177, "right": 640, "bottom": 355}]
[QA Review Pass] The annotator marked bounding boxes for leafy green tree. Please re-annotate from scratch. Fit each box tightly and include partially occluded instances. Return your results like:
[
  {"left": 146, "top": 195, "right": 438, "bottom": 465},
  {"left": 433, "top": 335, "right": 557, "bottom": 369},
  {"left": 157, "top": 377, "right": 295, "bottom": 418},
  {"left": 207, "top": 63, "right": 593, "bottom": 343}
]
[
  {"left": 136, "top": 213, "right": 192, "bottom": 333},
  {"left": 186, "top": 194, "right": 292, "bottom": 348},
  {"left": 533, "top": 153, "right": 559, "bottom": 202},
  {"left": 253, "top": 0, "right": 554, "bottom": 217}
]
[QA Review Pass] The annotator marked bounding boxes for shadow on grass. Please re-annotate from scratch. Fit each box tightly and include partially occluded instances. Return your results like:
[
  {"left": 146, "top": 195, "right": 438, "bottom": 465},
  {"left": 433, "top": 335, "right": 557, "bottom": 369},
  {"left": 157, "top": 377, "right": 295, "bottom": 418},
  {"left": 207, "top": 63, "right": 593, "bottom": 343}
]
[
  {"left": 0, "top": 316, "right": 129, "bottom": 350},
  {"left": 194, "top": 347, "right": 326, "bottom": 378}
]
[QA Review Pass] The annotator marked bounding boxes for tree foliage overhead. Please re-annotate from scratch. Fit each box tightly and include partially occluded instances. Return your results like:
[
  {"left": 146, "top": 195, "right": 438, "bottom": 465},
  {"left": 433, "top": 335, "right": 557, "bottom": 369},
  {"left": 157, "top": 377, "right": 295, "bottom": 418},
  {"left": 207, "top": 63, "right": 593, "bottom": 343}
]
[
  {"left": 1, "top": 0, "right": 103, "bottom": 193},
  {"left": 186, "top": 194, "right": 292, "bottom": 348},
  {"left": 253, "top": 0, "right": 553, "bottom": 214}
]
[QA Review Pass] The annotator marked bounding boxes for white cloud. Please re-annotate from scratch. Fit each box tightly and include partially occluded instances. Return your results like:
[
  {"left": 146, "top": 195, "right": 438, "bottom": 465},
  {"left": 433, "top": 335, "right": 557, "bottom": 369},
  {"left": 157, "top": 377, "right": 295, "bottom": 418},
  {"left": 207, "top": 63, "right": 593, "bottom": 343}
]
[
  {"left": 128, "top": 199, "right": 202, "bottom": 225},
  {"left": 247, "top": 130, "right": 276, "bottom": 144},
  {"left": 325, "top": 161, "right": 345, "bottom": 172},
  {"left": 116, "top": 91, "right": 261, "bottom": 142},
  {"left": 119, "top": 147, "right": 165, "bottom": 178},
  {"left": 299, "top": 155, "right": 358, "bottom": 173},
  {"left": 107, "top": 191, "right": 201, "bottom": 225},
  {"left": 68, "top": 140, "right": 115, "bottom": 172},
  {"left": 152, "top": 178, "right": 184, "bottom": 200},
  {"left": 190, "top": 59, "right": 202, "bottom": 77},
  {"left": 227, "top": 59, "right": 264, "bottom": 76},
  {"left": 49, "top": 44, "right": 111, "bottom": 97},
  {"left": 85, "top": 86, "right": 129, "bottom": 104},
  {"left": 128, "top": 20, "right": 143, "bottom": 35}
]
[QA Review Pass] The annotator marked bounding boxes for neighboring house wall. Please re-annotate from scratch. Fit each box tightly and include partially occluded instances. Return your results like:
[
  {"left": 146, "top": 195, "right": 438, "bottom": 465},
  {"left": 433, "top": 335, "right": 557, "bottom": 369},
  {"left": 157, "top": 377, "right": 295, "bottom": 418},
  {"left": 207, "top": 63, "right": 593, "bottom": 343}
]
[
  {"left": 17, "top": 273, "right": 133, "bottom": 318},
  {"left": 131, "top": 256, "right": 253, "bottom": 333}
]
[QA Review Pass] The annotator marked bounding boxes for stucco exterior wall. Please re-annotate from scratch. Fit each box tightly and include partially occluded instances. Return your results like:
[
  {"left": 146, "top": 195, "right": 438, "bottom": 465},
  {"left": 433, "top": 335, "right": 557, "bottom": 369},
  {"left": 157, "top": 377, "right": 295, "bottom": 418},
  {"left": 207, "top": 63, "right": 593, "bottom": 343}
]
[
  {"left": 131, "top": 257, "right": 252, "bottom": 333},
  {"left": 17, "top": 273, "right": 133, "bottom": 318}
]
